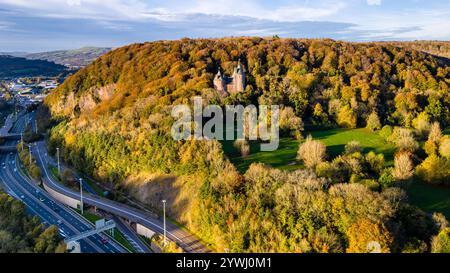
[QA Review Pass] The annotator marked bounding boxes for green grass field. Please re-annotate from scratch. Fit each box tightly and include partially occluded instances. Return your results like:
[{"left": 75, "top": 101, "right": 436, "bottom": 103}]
[
  {"left": 407, "top": 127, "right": 450, "bottom": 219},
  {"left": 223, "top": 126, "right": 450, "bottom": 220},
  {"left": 407, "top": 181, "right": 450, "bottom": 219},
  {"left": 223, "top": 128, "right": 396, "bottom": 173}
]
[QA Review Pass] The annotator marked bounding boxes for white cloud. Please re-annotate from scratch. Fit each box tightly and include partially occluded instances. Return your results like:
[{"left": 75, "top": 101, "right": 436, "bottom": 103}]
[
  {"left": 180, "top": 0, "right": 345, "bottom": 22},
  {"left": 367, "top": 0, "right": 381, "bottom": 6},
  {"left": 66, "top": 0, "right": 81, "bottom": 6},
  {"left": 0, "top": 0, "right": 345, "bottom": 22}
]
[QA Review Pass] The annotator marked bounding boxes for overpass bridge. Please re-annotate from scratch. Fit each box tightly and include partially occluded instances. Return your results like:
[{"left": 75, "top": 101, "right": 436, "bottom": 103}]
[
  {"left": 0, "top": 134, "right": 21, "bottom": 140},
  {"left": 0, "top": 113, "right": 15, "bottom": 136},
  {"left": 1, "top": 113, "right": 21, "bottom": 141},
  {"left": 0, "top": 146, "right": 17, "bottom": 153}
]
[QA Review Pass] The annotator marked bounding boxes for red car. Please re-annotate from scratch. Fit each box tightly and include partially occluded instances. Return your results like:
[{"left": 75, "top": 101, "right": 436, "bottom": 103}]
[{"left": 100, "top": 238, "right": 108, "bottom": 244}]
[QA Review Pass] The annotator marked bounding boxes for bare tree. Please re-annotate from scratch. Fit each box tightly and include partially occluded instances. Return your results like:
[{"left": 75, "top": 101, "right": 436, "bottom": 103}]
[
  {"left": 392, "top": 153, "right": 414, "bottom": 181},
  {"left": 429, "top": 122, "right": 443, "bottom": 143},
  {"left": 297, "top": 135, "right": 327, "bottom": 169}
]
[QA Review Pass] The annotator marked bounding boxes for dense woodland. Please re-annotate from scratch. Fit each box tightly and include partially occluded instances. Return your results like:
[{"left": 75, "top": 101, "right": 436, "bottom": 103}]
[
  {"left": 44, "top": 38, "right": 450, "bottom": 252},
  {"left": 382, "top": 41, "right": 450, "bottom": 59},
  {"left": 0, "top": 191, "right": 65, "bottom": 253},
  {"left": 0, "top": 55, "right": 67, "bottom": 78}
]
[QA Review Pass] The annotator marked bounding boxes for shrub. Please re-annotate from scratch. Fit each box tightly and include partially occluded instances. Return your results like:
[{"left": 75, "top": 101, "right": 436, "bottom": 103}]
[
  {"left": 431, "top": 228, "right": 450, "bottom": 253},
  {"left": 360, "top": 179, "right": 380, "bottom": 191},
  {"left": 234, "top": 139, "right": 250, "bottom": 157},
  {"left": 344, "top": 140, "right": 362, "bottom": 155},
  {"left": 378, "top": 168, "right": 396, "bottom": 188},
  {"left": 315, "top": 161, "right": 335, "bottom": 180},
  {"left": 379, "top": 125, "right": 393, "bottom": 140},
  {"left": 365, "top": 152, "right": 385, "bottom": 175}
]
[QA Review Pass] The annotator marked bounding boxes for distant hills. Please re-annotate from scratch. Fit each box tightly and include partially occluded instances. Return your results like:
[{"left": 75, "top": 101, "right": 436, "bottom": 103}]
[
  {"left": 0, "top": 47, "right": 111, "bottom": 68},
  {"left": 380, "top": 41, "right": 450, "bottom": 59},
  {"left": 25, "top": 47, "right": 111, "bottom": 68},
  {"left": 0, "top": 55, "right": 67, "bottom": 78}
]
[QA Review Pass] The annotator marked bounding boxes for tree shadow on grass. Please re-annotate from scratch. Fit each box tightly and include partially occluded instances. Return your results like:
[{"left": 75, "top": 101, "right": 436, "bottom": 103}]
[{"left": 309, "top": 128, "right": 348, "bottom": 140}]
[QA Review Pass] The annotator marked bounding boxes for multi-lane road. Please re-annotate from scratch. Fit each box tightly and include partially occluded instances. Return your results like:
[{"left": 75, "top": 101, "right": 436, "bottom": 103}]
[
  {"left": 0, "top": 112, "right": 126, "bottom": 253},
  {"left": 1, "top": 108, "right": 207, "bottom": 253},
  {"left": 34, "top": 140, "right": 207, "bottom": 253}
]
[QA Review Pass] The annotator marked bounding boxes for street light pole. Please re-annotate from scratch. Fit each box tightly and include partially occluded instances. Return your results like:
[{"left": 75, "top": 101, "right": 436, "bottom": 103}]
[
  {"left": 20, "top": 133, "right": 23, "bottom": 151},
  {"left": 162, "top": 199, "right": 167, "bottom": 246},
  {"left": 56, "top": 147, "right": 60, "bottom": 175},
  {"left": 28, "top": 146, "right": 32, "bottom": 166},
  {"left": 79, "top": 178, "right": 84, "bottom": 214}
]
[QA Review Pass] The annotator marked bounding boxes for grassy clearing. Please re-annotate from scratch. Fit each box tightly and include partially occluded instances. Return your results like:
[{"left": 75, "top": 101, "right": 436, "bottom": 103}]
[
  {"left": 223, "top": 128, "right": 396, "bottom": 173},
  {"left": 405, "top": 127, "right": 450, "bottom": 219},
  {"left": 309, "top": 128, "right": 396, "bottom": 164},
  {"left": 407, "top": 181, "right": 450, "bottom": 219},
  {"left": 222, "top": 138, "right": 301, "bottom": 173}
]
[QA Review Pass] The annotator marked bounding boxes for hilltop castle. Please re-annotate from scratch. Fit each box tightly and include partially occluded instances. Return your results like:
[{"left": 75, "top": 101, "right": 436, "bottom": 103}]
[{"left": 213, "top": 61, "right": 246, "bottom": 97}]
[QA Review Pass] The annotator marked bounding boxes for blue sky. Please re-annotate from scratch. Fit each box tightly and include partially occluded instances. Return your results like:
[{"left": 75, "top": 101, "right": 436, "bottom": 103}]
[{"left": 0, "top": 0, "right": 449, "bottom": 52}]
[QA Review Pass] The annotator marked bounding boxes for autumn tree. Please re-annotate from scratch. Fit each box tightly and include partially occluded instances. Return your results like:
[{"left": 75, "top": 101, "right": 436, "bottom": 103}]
[
  {"left": 431, "top": 228, "right": 450, "bottom": 253},
  {"left": 389, "top": 127, "right": 419, "bottom": 152},
  {"left": 392, "top": 152, "right": 414, "bottom": 182},
  {"left": 297, "top": 135, "right": 327, "bottom": 169},
  {"left": 346, "top": 218, "right": 394, "bottom": 253},
  {"left": 424, "top": 122, "right": 443, "bottom": 155},
  {"left": 412, "top": 112, "right": 431, "bottom": 138},
  {"left": 439, "top": 137, "right": 450, "bottom": 159},
  {"left": 366, "top": 112, "right": 382, "bottom": 131},
  {"left": 279, "top": 106, "right": 304, "bottom": 139},
  {"left": 337, "top": 105, "right": 357, "bottom": 128},
  {"left": 416, "top": 154, "right": 450, "bottom": 185}
]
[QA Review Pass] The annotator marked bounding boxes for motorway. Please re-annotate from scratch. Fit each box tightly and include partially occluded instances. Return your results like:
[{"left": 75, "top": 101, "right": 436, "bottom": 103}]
[
  {"left": 0, "top": 112, "right": 127, "bottom": 253},
  {"left": 34, "top": 139, "right": 207, "bottom": 253},
  {"left": 43, "top": 147, "right": 151, "bottom": 253}
]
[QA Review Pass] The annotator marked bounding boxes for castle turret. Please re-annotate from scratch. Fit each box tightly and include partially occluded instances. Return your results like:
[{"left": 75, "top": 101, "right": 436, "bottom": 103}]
[
  {"left": 213, "top": 70, "right": 227, "bottom": 96},
  {"left": 232, "top": 60, "right": 245, "bottom": 93}
]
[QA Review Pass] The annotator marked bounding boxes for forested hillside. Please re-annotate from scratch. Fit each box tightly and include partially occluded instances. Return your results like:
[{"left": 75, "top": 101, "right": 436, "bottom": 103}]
[
  {"left": 26, "top": 47, "right": 111, "bottom": 67},
  {"left": 44, "top": 38, "right": 450, "bottom": 253},
  {"left": 382, "top": 41, "right": 450, "bottom": 59},
  {"left": 0, "top": 55, "right": 67, "bottom": 78}
]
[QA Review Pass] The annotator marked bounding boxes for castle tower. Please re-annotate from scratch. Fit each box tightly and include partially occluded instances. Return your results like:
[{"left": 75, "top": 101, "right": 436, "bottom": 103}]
[
  {"left": 213, "top": 70, "right": 227, "bottom": 96},
  {"left": 232, "top": 60, "right": 245, "bottom": 93}
]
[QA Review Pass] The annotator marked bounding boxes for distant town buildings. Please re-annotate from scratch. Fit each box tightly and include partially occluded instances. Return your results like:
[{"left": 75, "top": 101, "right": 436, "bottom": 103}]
[
  {"left": 0, "top": 77, "right": 60, "bottom": 105},
  {"left": 213, "top": 61, "right": 246, "bottom": 97}
]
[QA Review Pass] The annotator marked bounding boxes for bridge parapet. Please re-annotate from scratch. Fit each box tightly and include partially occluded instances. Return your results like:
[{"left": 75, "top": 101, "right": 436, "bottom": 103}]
[{"left": 0, "top": 146, "right": 17, "bottom": 153}]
